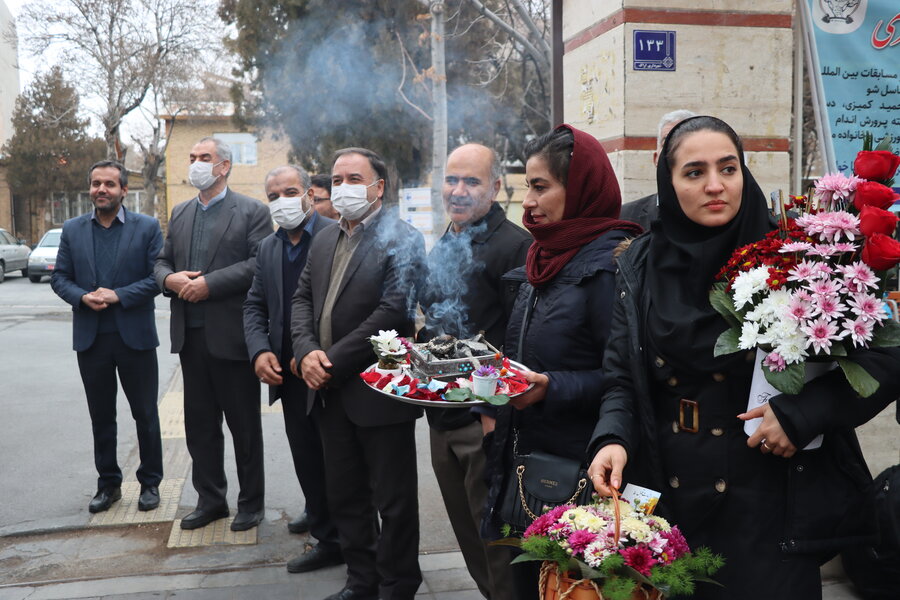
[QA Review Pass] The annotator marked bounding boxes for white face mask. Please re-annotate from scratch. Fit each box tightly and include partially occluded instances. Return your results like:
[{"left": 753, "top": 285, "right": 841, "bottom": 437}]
[
  {"left": 269, "top": 195, "right": 312, "bottom": 230},
  {"left": 331, "top": 180, "right": 380, "bottom": 221},
  {"left": 188, "top": 160, "right": 224, "bottom": 191}
]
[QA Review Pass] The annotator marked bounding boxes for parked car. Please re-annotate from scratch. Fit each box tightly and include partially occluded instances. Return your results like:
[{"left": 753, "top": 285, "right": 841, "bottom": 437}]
[
  {"left": 0, "top": 228, "right": 30, "bottom": 283},
  {"left": 27, "top": 228, "right": 63, "bottom": 283}
]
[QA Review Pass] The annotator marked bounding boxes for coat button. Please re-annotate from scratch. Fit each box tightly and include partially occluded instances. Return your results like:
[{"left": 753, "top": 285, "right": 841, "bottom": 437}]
[
  {"left": 672, "top": 420, "right": 680, "bottom": 434},
  {"left": 654, "top": 357, "right": 665, "bottom": 368},
  {"left": 711, "top": 427, "right": 724, "bottom": 437},
  {"left": 712, "top": 372, "right": 726, "bottom": 382},
  {"left": 796, "top": 464, "right": 804, "bottom": 472},
  {"left": 667, "top": 376, "right": 678, "bottom": 387},
  {"left": 669, "top": 476, "right": 680, "bottom": 488},
  {"left": 715, "top": 479, "right": 727, "bottom": 493},
  {"left": 620, "top": 291, "right": 626, "bottom": 299}
]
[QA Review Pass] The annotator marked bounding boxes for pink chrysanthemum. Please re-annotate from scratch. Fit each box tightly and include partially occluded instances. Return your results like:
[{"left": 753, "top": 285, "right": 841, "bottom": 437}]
[
  {"left": 806, "top": 278, "right": 842, "bottom": 298},
  {"left": 787, "top": 260, "right": 819, "bottom": 283},
  {"left": 814, "top": 173, "right": 865, "bottom": 209},
  {"left": 660, "top": 527, "right": 690, "bottom": 560},
  {"left": 567, "top": 529, "right": 598, "bottom": 555},
  {"left": 620, "top": 545, "right": 656, "bottom": 577},
  {"left": 762, "top": 352, "right": 787, "bottom": 372},
  {"left": 831, "top": 242, "right": 858, "bottom": 253},
  {"left": 839, "top": 262, "right": 879, "bottom": 294},
  {"left": 798, "top": 210, "right": 861, "bottom": 243},
  {"left": 801, "top": 316, "right": 846, "bottom": 354},
  {"left": 786, "top": 296, "right": 814, "bottom": 322},
  {"left": 780, "top": 241, "right": 813, "bottom": 253},
  {"left": 793, "top": 289, "right": 813, "bottom": 303},
  {"left": 842, "top": 317, "right": 875, "bottom": 347},
  {"left": 812, "top": 295, "right": 847, "bottom": 320},
  {"left": 808, "top": 245, "right": 837, "bottom": 258},
  {"left": 847, "top": 293, "right": 888, "bottom": 323}
]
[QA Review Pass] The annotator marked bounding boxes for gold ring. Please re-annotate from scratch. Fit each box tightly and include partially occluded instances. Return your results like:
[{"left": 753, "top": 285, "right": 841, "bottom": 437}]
[{"left": 761, "top": 441, "right": 771, "bottom": 450}]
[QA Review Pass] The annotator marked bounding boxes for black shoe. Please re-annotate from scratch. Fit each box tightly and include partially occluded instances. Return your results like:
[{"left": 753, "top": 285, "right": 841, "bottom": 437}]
[
  {"left": 137, "top": 485, "right": 160, "bottom": 511},
  {"left": 288, "top": 512, "right": 310, "bottom": 534},
  {"left": 322, "top": 586, "right": 377, "bottom": 600},
  {"left": 180, "top": 506, "right": 229, "bottom": 530},
  {"left": 286, "top": 543, "right": 344, "bottom": 573},
  {"left": 88, "top": 487, "right": 122, "bottom": 513},
  {"left": 230, "top": 510, "right": 263, "bottom": 531}
]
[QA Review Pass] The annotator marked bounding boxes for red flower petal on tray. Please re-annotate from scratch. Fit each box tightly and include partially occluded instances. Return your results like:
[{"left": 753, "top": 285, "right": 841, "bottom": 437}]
[{"left": 360, "top": 372, "right": 383, "bottom": 384}]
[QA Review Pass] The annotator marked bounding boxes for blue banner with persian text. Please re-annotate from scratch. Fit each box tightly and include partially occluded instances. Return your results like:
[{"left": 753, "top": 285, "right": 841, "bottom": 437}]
[{"left": 806, "top": 0, "right": 900, "bottom": 172}]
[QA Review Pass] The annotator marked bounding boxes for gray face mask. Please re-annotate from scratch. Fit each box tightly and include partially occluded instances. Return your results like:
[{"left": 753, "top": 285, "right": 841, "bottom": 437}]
[
  {"left": 188, "top": 160, "right": 223, "bottom": 191},
  {"left": 331, "top": 180, "right": 380, "bottom": 221}
]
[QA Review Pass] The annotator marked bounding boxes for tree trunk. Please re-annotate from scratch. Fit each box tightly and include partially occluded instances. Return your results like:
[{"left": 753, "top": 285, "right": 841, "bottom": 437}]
[{"left": 429, "top": 1, "right": 448, "bottom": 241}]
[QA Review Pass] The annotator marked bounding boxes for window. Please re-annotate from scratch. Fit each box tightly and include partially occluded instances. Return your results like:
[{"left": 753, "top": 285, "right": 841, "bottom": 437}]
[{"left": 213, "top": 132, "right": 258, "bottom": 166}]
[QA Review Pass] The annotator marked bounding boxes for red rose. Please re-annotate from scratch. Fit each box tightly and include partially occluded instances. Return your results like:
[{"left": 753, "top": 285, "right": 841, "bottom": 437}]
[
  {"left": 854, "top": 181, "right": 900, "bottom": 212},
  {"left": 862, "top": 233, "right": 900, "bottom": 271},
  {"left": 859, "top": 205, "right": 899, "bottom": 237},
  {"left": 854, "top": 150, "right": 900, "bottom": 182}
]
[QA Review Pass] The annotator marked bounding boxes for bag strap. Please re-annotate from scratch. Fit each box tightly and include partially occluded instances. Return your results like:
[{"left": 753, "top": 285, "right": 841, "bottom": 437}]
[{"left": 515, "top": 462, "right": 589, "bottom": 521}]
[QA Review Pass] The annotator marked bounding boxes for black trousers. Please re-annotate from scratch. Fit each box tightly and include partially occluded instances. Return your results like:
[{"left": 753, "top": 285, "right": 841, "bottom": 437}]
[
  {"left": 281, "top": 373, "right": 339, "bottom": 547},
  {"left": 179, "top": 328, "right": 264, "bottom": 513},
  {"left": 76, "top": 331, "right": 162, "bottom": 490},
  {"left": 314, "top": 393, "right": 422, "bottom": 600}
]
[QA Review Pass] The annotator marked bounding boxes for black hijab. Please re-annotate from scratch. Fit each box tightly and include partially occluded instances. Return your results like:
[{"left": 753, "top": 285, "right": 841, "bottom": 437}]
[{"left": 646, "top": 116, "right": 772, "bottom": 373}]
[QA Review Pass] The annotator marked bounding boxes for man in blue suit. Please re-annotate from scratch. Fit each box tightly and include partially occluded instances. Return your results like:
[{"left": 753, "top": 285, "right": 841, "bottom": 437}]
[
  {"left": 51, "top": 160, "right": 164, "bottom": 514},
  {"left": 243, "top": 164, "right": 341, "bottom": 573}
]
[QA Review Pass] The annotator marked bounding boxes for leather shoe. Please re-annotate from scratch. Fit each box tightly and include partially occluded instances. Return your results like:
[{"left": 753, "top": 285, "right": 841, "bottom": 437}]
[
  {"left": 180, "top": 506, "right": 229, "bottom": 530},
  {"left": 89, "top": 487, "right": 121, "bottom": 513},
  {"left": 322, "top": 586, "right": 377, "bottom": 600},
  {"left": 137, "top": 485, "right": 160, "bottom": 511},
  {"left": 286, "top": 543, "right": 344, "bottom": 573},
  {"left": 230, "top": 510, "right": 262, "bottom": 531},
  {"left": 288, "top": 512, "right": 310, "bottom": 534}
]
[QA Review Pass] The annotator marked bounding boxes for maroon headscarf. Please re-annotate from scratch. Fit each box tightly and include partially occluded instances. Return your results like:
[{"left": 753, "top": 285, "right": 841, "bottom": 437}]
[{"left": 523, "top": 124, "right": 642, "bottom": 286}]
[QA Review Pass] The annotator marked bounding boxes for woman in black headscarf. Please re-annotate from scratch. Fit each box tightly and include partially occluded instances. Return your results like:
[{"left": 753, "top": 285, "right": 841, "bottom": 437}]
[{"left": 586, "top": 116, "right": 900, "bottom": 599}]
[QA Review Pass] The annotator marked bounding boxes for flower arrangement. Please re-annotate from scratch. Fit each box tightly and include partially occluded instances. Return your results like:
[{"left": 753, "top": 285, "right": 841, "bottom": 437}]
[
  {"left": 368, "top": 329, "right": 408, "bottom": 370},
  {"left": 511, "top": 497, "right": 723, "bottom": 600},
  {"left": 711, "top": 136, "right": 900, "bottom": 397}
]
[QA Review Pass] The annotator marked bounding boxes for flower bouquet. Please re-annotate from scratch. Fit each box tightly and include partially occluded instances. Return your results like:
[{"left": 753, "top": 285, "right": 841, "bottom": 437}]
[
  {"left": 710, "top": 136, "right": 900, "bottom": 399},
  {"left": 506, "top": 491, "right": 723, "bottom": 600}
]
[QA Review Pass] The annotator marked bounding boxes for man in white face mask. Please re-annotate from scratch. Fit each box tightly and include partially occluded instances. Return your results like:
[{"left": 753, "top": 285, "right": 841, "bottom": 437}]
[
  {"left": 243, "top": 165, "right": 341, "bottom": 573},
  {"left": 155, "top": 136, "right": 271, "bottom": 533},
  {"left": 290, "top": 148, "right": 426, "bottom": 600}
]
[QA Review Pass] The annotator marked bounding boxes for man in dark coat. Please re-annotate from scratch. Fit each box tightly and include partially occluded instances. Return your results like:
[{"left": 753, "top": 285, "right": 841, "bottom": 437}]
[
  {"left": 418, "top": 144, "right": 530, "bottom": 600},
  {"left": 620, "top": 109, "right": 696, "bottom": 231},
  {"left": 243, "top": 164, "right": 341, "bottom": 572},
  {"left": 52, "top": 160, "right": 163, "bottom": 514},
  {"left": 291, "top": 147, "right": 426, "bottom": 600},
  {"left": 155, "top": 137, "right": 271, "bottom": 532}
]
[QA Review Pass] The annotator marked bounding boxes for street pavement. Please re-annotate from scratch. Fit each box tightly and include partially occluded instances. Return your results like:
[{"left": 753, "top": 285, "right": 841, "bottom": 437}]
[{"left": 1, "top": 271, "right": 895, "bottom": 599}]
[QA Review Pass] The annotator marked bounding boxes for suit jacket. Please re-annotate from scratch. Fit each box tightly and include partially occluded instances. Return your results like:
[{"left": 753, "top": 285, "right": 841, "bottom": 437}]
[
  {"left": 620, "top": 193, "right": 656, "bottom": 233},
  {"left": 291, "top": 208, "right": 425, "bottom": 426},
  {"left": 51, "top": 209, "right": 163, "bottom": 352},
  {"left": 154, "top": 188, "right": 271, "bottom": 361},
  {"left": 243, "top": 215, "right": 336, "bottom": 405}
]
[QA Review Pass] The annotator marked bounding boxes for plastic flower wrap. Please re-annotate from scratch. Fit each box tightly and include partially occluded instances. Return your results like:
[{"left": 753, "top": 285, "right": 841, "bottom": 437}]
[{"left": 512, "top": 498, "right": 723, "bottom": 600}]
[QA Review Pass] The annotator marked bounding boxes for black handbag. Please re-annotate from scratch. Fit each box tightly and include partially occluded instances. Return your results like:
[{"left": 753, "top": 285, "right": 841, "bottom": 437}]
[{"left": 497, "top": 448, "right": 594, "bottom": 534}]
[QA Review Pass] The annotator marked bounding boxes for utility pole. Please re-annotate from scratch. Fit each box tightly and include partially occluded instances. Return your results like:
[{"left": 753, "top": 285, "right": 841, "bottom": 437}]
[{"left": 429, "top": 1, "right": 448, "bottom": 239}]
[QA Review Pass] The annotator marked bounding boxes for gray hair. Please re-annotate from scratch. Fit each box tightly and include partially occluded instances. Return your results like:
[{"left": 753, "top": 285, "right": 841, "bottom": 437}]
[
  {"left": 198, "top": 136, "right": 233, "bottom": 164},
  {"left": 265, "top": 164, "right": 311, "bottom": 191},
  {"left": 657, "top": 109, "right": 697, "bottom": 149}
]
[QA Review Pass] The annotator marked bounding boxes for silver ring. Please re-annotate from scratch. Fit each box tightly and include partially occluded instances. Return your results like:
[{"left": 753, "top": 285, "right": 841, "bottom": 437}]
[{"left": 761, "top": 440, "right": 771, "bottom": 450}]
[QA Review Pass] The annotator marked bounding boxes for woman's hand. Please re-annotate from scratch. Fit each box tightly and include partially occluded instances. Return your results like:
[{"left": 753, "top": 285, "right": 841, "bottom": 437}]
[
  {"left": 588, "top": 444, "right": 628, "bottom": 496},
  {"left": 508, "top": 370, "right": 549, "bottom": 410},
  {"left": 738, "top": 404, "right": 797, "bottom": 458}
]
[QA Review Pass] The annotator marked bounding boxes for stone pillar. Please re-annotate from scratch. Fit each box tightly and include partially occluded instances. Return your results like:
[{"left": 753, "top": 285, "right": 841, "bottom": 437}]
[{"left": 561, "top": 1, "right": 794, "bottom": 203}]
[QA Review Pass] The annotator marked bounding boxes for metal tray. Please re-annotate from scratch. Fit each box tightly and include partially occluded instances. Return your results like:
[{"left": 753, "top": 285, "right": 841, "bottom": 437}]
[{"left": 362, "top": 360, "right": 532, "bottom": 408}]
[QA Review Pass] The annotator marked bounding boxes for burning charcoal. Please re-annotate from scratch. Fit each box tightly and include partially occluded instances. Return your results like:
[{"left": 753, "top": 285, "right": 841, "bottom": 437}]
[
  {"left": 458, "top": 340, "right": 488, "bottom": 356},
  {"left": 425, "top": 334, "right": 457, "bottom": 359}
]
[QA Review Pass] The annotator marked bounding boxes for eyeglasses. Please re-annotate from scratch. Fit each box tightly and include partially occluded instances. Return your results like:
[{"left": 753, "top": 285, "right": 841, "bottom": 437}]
[{"left": 312, "top": 196, "right": 330, "bottom": 204}]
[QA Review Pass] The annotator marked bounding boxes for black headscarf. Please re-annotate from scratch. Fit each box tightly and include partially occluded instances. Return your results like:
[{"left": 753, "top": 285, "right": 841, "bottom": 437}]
[{"left": 646, "top": 116, "right": 772, "bottom": 373}]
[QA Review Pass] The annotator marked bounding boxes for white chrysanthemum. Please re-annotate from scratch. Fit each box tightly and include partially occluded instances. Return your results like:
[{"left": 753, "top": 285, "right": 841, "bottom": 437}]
[
  {"left": 573, "top": 513, "right": 607, "bottom": 533},
  {"left": 620, "top": 516, "right": 652, "bottom": 542},
  {"left": 739, "top": 321, "right": 762, "bottom": 349},
  {"left": 582, "top": 541, "right": 615, "bottom": 568},
  {"left": 773, "top": 331, "right": 809, "bottom": 364},
  {"left": 648, "top": 515, "right": 671, "bottom": 532}
]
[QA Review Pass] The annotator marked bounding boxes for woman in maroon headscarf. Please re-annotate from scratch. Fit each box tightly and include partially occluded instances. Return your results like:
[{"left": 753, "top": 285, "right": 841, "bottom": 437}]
[{"left": 480, "top": 124, "right": 641, "bottom": 598}]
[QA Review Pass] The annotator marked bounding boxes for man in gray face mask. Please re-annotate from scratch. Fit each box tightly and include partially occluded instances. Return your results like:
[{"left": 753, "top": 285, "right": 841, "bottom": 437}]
[
  {"left": 290, "top": 147, "right": 426, "bottom": 600},
  {"left": 155, "top": 136, "right": 271, "bottom": 533},
  {"left": 243, "top": 165, "right": 341, "bottom": 573}
]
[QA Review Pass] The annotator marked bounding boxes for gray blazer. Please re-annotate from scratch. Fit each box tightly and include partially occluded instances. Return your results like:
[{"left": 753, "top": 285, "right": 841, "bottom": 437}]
[
  {"left": 154, "top": 188, "right": 272, "bottom": 361},
  {"left": 243, "top": 214, "right": 335, "bottom": 404},
  {"left": 290, "top": 210, "right": 426, "bottom": 426}
]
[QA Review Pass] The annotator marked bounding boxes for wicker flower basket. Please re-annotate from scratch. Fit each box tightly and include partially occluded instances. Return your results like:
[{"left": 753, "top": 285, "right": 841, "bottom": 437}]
[{"left": 540, "top": 562, "right": 662, "bottom": 600}]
